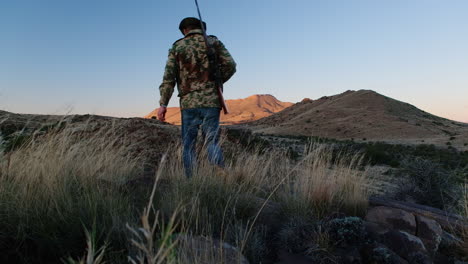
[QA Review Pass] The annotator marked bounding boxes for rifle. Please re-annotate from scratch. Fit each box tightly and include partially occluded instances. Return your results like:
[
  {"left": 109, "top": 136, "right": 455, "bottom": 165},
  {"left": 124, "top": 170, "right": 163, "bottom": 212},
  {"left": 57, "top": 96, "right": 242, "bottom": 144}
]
[{"left": 194, "top": 0, "right": 229, "bottom": 115}]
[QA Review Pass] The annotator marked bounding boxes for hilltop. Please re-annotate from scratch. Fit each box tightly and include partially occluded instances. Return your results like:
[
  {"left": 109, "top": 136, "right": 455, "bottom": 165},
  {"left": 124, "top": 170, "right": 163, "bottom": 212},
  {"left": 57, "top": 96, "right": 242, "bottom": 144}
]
[
  {"left": 145, "top": 94, "right": 293, "bottom": 125},
  {"left": 246, "top": 90, "right": 468, "bottom": 150}
]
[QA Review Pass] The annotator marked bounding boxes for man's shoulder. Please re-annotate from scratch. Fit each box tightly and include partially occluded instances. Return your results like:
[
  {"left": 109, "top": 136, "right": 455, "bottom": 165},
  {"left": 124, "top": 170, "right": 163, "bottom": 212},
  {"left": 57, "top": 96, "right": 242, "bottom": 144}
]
[
  {"left": 170, "top": 37, "right": 189, "bottom": 53},
  {"left": 172, "top": 37, "right": 185, "bottom": 46},
  {"left": 207, "top": 35, "right": 220, "bottom": 46}
]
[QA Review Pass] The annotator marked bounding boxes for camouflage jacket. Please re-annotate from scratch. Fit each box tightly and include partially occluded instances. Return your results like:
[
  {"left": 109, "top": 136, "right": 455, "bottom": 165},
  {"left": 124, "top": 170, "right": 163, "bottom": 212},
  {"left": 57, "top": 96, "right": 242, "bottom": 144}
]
[{"left": 159, "top": 29, "right": 237, "bottom": 109}]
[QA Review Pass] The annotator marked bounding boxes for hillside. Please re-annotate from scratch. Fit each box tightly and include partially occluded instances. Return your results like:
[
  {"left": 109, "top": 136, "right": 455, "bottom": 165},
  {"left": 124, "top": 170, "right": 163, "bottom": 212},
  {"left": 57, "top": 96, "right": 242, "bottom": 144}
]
[
  {"left": 246, "top": 90, "right": 468, "bottom": 150},
  {"left": 145, "top": 94, "right": 293, "bottom": 125},
  {"left": 0, "top": 110, "right": 179, "bottom": 169}
]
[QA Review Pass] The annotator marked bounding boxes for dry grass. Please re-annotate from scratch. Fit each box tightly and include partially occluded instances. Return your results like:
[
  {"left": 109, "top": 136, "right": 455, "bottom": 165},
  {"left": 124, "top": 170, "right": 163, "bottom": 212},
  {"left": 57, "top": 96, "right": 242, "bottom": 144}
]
[
  {"left": 279, "top": 144, "right": 370, "bottom": 217},
  {"left": 0, "top": 122, "right": 143, "bottom": 263},
  {"left": 0, "top": 118, "right": 372, "bottom": 263}
]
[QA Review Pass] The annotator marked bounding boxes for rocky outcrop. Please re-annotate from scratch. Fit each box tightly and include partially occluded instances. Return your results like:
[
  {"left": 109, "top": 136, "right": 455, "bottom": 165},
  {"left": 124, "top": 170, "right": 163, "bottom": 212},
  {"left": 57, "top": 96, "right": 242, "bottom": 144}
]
[
  {"left": 241, "top": 195, "right": 466, "bottom": 264},
  {"left": 363, "top": 202, "right": 466, "bottom": 263},
  {"left": 275, "top": 201, "right": 465, "bottom": 263}
]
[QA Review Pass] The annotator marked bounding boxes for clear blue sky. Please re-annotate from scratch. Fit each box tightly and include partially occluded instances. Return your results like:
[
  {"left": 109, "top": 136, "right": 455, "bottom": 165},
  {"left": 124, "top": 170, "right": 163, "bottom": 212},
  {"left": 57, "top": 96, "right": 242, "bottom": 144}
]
[{"left": 1, "top": 0, "right": 467, "bottom": 122}]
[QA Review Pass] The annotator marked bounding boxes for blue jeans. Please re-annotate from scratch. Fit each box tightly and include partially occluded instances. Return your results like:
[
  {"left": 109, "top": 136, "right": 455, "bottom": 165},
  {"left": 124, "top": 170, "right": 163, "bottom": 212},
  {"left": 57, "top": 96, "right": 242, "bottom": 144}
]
[{"left": 181, "top": 107, "right": 224, "bottom": 178}]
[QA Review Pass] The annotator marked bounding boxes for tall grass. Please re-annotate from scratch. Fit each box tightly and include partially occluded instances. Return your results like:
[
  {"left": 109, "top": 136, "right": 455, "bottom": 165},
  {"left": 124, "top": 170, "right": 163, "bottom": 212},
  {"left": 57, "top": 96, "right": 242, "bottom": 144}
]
[
  {"left": 142, "top": 142, "right": 370, "bottom": 262},
  {"left": 279, "top": 144, "right": 370, "bottom": 218},
  {"left": 0, "top": 123, "right": 143, "bottom": 263},
  {"left": 0, "top": 119, "right": 371, "bottom": 263}
]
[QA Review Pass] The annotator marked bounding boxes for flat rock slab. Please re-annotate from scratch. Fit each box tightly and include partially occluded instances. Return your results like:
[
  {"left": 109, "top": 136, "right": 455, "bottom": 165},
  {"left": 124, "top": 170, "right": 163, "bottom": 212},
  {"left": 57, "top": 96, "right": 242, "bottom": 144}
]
[{"left": 365, "top": 206, "right": 417, "bottom": 235}]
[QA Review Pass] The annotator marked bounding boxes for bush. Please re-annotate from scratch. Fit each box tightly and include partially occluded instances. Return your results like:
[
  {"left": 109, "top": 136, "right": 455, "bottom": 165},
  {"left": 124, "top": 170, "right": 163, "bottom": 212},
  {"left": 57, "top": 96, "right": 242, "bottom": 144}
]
[{"left": 396, "top": 158, "right": 464, "bottom": 210}]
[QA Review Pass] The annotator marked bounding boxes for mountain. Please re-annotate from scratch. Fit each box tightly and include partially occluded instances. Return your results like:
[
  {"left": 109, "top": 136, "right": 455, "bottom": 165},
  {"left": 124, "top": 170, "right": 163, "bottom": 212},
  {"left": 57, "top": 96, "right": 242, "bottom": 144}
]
[
  {"left": 145, "top": 94, "right": 294, "bottom": 125},
  {"left": 246, "top": 90, "right": 468, "bottom": 149}
]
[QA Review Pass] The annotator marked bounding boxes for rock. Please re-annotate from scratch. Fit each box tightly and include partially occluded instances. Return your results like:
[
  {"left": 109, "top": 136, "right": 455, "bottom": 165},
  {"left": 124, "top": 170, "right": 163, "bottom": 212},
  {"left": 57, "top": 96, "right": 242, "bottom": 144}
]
[
  {"left": 416, "top": 215, "right": 443, "bottom": 254},
  {"left": 360, "top": 243, "right": 408, "bottom": 264},
  {"left": 364, "top": 221, "right": 391, "bottom": 241},
  {"left": 176, "top": 234, "right": 249, "bottom": 264},
  {"left": 365, "top": 206, "right": 417, "bottom": 235},
  {"left": 438, "top": 230, "right": 466, "bottom": 261},
  {"left": 382, "top": 230, "right": 431, "bottom": 263},
  {"left": 440, "top": 230, "right": 463, "bottom": 250}
]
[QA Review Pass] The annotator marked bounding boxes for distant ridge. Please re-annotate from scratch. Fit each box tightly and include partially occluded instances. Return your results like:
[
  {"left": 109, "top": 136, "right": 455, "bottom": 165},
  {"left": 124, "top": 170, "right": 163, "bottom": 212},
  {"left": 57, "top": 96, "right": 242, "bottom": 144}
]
[
  {"left": 247, "top": 90, "right": 468, "bottom": 149},
  {"left": 145, "top": 94, "right": 293, "bottom": 125}
]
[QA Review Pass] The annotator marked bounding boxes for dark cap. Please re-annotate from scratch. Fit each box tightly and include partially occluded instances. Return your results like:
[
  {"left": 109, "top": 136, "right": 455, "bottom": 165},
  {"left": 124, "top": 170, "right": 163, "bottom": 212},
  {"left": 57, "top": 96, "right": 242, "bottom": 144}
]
[{"left": 179, "top": 17, "right": 206, "bottom": 34}]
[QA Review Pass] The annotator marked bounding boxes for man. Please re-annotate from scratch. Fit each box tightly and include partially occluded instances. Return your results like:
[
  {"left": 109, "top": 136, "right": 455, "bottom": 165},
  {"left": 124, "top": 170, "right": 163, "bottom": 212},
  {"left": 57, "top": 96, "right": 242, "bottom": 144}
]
[{"left": 157, "top": 17, "right": 236, "bottom": 178}]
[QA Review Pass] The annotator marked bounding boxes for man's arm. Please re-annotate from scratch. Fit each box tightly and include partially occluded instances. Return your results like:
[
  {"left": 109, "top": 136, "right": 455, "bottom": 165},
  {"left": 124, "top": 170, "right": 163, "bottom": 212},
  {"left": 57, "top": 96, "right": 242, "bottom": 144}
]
[
  {"left": 158, "top": 48, "right": 177, "bottom": 122},
  {"left": 159, "top": 47, "right": 178, "bottom": 107},
  {"left": 214, "top": 39, "right": 236, "bottom": 83}
]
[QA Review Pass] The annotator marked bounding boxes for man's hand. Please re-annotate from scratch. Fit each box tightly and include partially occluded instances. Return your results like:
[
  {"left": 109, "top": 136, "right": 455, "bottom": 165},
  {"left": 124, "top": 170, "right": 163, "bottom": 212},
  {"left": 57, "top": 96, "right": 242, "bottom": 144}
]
[{"left": 157, "top": 106, "right": 167, "bottom": 122}]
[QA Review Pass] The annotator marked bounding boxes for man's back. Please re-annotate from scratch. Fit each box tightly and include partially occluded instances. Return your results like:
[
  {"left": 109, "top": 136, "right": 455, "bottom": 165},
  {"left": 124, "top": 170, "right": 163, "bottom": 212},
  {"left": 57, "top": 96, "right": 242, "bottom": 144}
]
[{"left": 159, "top": 29, "right": 236, "bottom": 109}]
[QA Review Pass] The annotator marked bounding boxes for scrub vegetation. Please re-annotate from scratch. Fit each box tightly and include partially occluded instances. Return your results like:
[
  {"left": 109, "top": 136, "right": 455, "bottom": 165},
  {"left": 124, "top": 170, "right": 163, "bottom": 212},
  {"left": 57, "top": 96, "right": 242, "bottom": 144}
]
[{"left": 255, "top": 133, "right": 468, "bottom": 211}]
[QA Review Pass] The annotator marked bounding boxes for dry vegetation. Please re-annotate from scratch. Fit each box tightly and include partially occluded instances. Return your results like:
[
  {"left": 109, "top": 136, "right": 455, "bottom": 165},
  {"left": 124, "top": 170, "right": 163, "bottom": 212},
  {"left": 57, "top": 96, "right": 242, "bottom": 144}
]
[
  {"left": 460, "top": 183, "right": 468, "bottom": 257},
  {"left": 0, "top": 120, "right": 372, "bottom": 263}
]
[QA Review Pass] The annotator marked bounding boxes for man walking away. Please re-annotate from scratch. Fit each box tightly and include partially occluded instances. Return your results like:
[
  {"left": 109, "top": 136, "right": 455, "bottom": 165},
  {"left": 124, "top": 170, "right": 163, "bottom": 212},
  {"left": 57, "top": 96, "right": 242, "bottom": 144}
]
[{"left": 157, "top": 17, "right": 236, "bottom": 178}]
